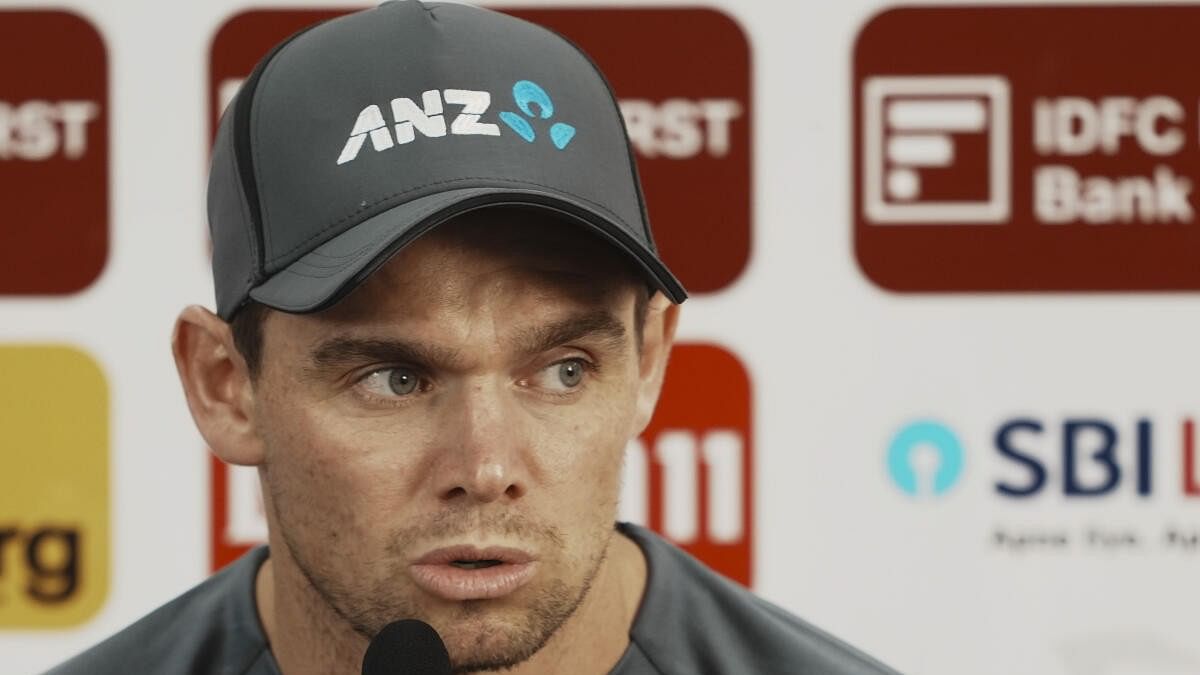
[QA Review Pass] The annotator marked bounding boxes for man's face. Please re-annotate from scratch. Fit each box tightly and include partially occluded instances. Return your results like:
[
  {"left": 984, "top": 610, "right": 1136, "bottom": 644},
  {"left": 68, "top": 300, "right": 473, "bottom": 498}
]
[{"left": 249, "top": 210, "right": 649, "bottom": 670}]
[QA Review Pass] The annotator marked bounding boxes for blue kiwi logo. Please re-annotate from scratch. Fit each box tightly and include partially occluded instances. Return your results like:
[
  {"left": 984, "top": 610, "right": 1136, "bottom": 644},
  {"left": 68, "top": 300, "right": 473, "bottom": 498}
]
[{"left": 499, "top": 80, "right": 577, "bottom": 150}]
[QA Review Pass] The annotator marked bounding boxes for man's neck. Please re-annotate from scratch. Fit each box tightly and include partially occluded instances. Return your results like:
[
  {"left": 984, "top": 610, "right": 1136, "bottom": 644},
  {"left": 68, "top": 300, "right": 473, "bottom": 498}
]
[{"left": 255, "top": 529, "right": 648, "bottom": 675}]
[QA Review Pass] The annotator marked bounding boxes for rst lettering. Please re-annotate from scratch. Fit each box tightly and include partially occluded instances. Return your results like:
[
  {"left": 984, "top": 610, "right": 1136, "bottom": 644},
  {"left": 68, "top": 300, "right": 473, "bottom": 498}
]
[
  {"left": 0, "top": 100, "right": 99, "bottom": 161},
  {"left": 620, "top": 98, "right": 743, "bottom": 159}
]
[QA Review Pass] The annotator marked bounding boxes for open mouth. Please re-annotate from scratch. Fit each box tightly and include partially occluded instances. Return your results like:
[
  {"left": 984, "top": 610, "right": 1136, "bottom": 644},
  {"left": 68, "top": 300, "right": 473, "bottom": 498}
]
[
  {"left": 450, "top": 559, "right": 503, "bottom": 570},
  {"left": 411, "top": 547, "right": 537, "bottom": 600}
]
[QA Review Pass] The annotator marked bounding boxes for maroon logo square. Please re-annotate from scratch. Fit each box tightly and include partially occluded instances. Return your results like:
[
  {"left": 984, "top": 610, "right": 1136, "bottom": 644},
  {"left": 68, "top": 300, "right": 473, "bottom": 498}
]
[
  {"left": 855, "top": 6, "right": 1200, "bottom": 291},
  {"left": 0, "top": 11, "right": 108, "bottom": 294}
]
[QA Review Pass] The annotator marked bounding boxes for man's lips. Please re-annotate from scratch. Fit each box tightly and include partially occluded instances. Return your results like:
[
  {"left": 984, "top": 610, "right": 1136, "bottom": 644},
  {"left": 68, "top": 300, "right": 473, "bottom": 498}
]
[
  {"left": 410, "top": 546, "right": 537, "bottom": 601},
  {"left": 414, "top": 546, "right": 534, "bottom": 566}
]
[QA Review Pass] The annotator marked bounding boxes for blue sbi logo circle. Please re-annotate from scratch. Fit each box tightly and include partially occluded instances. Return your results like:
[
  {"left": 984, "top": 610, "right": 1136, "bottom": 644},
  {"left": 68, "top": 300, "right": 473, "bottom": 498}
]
[{"left": 886, "top": 420, "right": 965, "bottom": 496}]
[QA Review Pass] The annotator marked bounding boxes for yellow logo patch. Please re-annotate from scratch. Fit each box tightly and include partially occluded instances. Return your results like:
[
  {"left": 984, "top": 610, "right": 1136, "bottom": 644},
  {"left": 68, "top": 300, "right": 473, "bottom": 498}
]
[{"left": 0, "top": 345, "right": 108, "bottom": 627}]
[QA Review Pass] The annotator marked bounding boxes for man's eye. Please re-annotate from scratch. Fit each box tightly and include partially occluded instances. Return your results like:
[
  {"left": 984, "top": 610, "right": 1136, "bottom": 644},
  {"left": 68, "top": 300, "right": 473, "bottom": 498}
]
[
  {"left": 360, "top": 367, "right": 422, "bottom": 397},
  {"left": 557, "top": 360, "right": 585, "bottom": 388},
  {"left": 532, "top": 358, "right": 589, "bottom": 392}
]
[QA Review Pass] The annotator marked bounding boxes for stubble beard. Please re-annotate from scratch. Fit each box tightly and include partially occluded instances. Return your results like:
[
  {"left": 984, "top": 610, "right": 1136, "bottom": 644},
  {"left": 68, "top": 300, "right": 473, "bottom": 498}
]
[{"left": 270, "top": 485, "right": 612, "bottom": 673}]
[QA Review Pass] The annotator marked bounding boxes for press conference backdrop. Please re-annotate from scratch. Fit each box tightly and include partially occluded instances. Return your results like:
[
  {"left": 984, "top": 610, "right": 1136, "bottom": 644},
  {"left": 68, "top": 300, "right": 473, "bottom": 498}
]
[{"left": 2, "top": 1, "right": 1197, "bottom": 674}]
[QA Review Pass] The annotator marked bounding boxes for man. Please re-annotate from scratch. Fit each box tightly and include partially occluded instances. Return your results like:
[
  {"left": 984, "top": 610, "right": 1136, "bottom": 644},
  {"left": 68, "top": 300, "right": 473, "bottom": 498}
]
[{"left": 49, "top": 2, "right": 900, "bottom": 673}]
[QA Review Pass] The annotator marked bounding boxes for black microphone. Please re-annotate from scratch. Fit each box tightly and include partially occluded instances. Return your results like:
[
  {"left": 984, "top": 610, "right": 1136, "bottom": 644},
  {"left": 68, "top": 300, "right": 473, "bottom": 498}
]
[{"left": 361, "top": 619, "right": 452, "bottom": 675}]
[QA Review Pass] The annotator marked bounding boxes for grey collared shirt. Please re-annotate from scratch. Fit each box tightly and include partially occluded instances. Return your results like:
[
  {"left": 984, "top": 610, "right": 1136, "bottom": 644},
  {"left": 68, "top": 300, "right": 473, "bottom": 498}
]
[{"left": 47, "top": 524, "right": 901, "bottom": 675}]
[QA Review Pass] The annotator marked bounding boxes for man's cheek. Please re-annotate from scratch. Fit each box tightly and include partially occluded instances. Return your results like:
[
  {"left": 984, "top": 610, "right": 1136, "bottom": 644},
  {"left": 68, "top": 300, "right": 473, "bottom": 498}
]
[
  {"left": 554, "top": 429, "right": 627, "bottom": 503},
  {"left": 547, "top": 418, "right": 618, "bottom": 466},
  {"left": 268, "top": 431, "right": 370, "bottom": 523}
]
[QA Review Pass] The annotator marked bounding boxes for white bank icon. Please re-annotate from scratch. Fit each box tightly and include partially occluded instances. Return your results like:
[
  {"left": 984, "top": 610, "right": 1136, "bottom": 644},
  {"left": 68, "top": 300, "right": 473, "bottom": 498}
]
[{"left": 863, "top": 75, "right": 1011, "bottom": 224}]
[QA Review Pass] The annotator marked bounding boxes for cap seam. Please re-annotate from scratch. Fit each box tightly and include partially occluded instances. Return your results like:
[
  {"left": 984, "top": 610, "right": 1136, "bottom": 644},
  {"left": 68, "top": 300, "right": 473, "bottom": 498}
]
[
  {"left": 542, "top": 26, "right": 655, "bottom": 250},
  {"left": 292, "top": 240, "right": 375, "bottom": 267},
  {"left": 250, "top": 34, "right": 304, "bottom": 265},
  {"left": 236, "top": 148, "right": 258, "bottom": 295},
  {"left": 267, "top": 176, "right": 635, "bottom": 267},
  {"left": 219, "top": 125, "right": 259, "bottom": 303},
  {"left": 276, "top": 236, "right": 380, "bottom": 279},
  {"left": 227, "top": 19, "right": 325, "bottom": 317}
]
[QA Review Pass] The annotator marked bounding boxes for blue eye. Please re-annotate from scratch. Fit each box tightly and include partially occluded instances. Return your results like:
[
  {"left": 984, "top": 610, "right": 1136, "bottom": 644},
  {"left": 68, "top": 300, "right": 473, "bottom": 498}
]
[
  {"left": 557, "top": 359, "right": 584, "bottom": 388},
  {"left": 360, "top": 367, "right": 423, "bottom": 399},
  {"left": 387, "top": 368, "right": 419, "bottom": 395}
]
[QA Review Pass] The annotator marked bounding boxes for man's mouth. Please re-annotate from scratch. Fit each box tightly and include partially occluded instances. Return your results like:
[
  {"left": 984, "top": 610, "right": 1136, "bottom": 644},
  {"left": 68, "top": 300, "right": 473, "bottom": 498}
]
[
  {"left": 450, "top": 559, "right": 502, "bottom": 570},
  {"left": 411, "top": 546, "right": 537, "bottom": 601}
]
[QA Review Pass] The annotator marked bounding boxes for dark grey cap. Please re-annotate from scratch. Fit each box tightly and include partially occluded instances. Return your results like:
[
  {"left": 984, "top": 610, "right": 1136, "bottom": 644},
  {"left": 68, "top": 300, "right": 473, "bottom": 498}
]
[{"left": 208, "top": 0, "right": 687, "bottom": 320}]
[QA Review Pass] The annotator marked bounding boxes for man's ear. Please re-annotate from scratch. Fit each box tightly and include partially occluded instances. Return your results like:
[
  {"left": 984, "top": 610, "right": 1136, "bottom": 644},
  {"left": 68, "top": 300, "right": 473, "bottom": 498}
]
[
  {"left": 632, "top": 292, "right": 680, "bottom": 435},
  {"left": 171, "top": 305, "right": 265, "bottom": 466}
]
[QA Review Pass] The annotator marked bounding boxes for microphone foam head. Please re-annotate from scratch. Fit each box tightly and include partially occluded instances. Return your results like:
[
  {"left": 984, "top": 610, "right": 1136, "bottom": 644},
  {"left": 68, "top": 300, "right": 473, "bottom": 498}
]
[{"left": 361, "top": 619, "right": 452, "bottom": 675}]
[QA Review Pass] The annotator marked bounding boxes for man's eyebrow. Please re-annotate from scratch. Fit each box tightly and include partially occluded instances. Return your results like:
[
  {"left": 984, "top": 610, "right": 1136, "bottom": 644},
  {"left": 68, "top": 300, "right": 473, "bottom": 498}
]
[
  {"left": 513, "top": 310, "right": 628, "bottom": 357},
  {"left": 306, "top": 337, "right": 463, "bottom": 374},
  {"left": 304, "top": 310, "right": 627, "bottom": 375}
]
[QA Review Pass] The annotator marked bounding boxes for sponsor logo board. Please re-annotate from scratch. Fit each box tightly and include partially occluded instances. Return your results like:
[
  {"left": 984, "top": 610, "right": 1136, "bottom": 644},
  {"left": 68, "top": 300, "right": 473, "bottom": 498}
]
[
  {"left": 0, "top": 346, "right": 109, "bottom": 627},
  {"left": 886, "top": 414, "right": 1200, "bottom": 555},
  {"left": 0, "top": 11, "right": 108, "bottom": 295},
  {"left": 855, "top": 6, "right": 1200, "bottom": 291}
]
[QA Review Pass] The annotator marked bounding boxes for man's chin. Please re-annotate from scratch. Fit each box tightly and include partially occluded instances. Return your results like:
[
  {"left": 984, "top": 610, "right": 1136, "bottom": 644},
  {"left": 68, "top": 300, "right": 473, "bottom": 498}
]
[
  {"left": 422, "top": 581, "right": 583, "bottom": 672},
  {"left": 436, "top": 615, "right": 552, "bottom": 674}
]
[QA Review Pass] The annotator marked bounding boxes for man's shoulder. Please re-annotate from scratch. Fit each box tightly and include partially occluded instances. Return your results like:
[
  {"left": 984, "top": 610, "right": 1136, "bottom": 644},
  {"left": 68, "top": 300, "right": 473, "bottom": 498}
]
[
  {"left": 44, "top": 548, "right": 276, "bottom": 675},
  {"left": 620, "top": 524, "right": 902, "bottom": 675}
]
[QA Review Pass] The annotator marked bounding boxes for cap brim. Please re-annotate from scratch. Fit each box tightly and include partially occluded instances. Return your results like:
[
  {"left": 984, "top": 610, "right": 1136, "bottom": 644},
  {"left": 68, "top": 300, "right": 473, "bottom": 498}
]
[{"left": 248, "top": 186, "right": 687, "bottom": 314}]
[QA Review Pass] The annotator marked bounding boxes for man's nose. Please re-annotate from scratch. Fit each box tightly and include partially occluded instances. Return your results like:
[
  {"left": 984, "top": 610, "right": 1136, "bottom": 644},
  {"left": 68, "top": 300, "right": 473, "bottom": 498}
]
[{"left": 434, "top": 379, "right": 530, "bottom": 504}]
